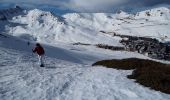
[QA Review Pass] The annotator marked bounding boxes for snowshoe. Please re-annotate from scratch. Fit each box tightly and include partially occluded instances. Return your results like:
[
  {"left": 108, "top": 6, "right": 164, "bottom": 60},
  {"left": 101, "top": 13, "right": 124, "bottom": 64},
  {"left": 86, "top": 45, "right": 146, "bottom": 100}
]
[{"left": 40, "top": 64, "right": 44, "bottom": 67}]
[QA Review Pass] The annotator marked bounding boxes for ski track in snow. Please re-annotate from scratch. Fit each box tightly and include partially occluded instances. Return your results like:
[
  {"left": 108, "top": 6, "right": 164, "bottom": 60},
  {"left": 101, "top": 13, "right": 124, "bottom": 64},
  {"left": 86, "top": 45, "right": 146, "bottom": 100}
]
[{"left": 1, "top": 47, "right": 170, "bottom": 100}]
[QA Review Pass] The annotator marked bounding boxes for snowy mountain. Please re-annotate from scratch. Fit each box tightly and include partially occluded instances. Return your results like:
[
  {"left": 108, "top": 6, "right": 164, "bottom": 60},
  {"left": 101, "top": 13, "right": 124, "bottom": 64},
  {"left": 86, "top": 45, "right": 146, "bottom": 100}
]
[
  {"left": 0, "top": 6, "right": 23, "bottom": 20},
  {"left": 1, "top": 6, "right": 169, "bottom": 46},
  {"left": 1, "top": 6, "right": 170, "bottom": 100}
]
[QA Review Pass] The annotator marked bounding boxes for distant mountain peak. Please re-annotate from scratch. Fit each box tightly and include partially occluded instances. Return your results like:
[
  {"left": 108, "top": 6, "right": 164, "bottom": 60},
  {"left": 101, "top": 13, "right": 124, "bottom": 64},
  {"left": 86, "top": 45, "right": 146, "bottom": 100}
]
[{"left": 0, "top": 6, "right": 24, "bottom": 20}]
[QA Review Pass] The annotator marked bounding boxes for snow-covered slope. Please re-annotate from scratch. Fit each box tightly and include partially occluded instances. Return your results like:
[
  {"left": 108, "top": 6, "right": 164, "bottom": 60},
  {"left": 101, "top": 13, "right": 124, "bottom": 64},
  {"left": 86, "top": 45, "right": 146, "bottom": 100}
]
[
  {"left": 1, "top": 31, "right": 170, "bottom": 100},
  {"left": 6, "top": 9, "right": 120, "bottom": 45},
  {"left": 118, "top": 7, "right": 170, "bottom": 38},
  {"left": 1, "top": 6, "right": 169, "bottom": 46}
]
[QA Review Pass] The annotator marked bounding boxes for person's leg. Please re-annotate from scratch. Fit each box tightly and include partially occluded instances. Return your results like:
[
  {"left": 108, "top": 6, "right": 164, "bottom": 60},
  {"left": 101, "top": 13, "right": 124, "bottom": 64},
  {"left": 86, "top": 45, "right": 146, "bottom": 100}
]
[
  {"left": 38, "top": 55, "right": 41, "bottom": 65},
  {"left": 41, "top": 55, "right": 44, "bottom": 65},
  {"left": 39, "top": 55, "right": 44, "bottom": 67},
  {"left": 38, "top": 55, "right": 42, "bottom": 66}
]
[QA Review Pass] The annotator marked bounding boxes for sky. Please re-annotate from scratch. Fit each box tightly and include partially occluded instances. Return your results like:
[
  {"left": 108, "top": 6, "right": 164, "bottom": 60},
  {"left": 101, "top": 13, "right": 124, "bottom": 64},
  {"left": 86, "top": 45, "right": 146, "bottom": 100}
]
[{"left": 0, "top": 0, "right": 170, "bottom": 14}]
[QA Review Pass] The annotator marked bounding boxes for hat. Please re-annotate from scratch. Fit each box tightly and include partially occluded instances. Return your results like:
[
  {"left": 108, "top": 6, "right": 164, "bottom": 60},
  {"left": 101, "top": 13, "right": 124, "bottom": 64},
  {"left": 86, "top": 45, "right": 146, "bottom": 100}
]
[{"left": 36, "top": 43, "right": 40, "bottom": 46}]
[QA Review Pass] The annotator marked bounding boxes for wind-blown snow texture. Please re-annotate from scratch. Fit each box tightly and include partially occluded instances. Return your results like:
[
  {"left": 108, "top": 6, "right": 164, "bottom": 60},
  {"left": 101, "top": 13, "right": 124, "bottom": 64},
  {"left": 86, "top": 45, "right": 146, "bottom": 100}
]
[{"left": 1, "top": 6, "right": 170, "bottom": 100}]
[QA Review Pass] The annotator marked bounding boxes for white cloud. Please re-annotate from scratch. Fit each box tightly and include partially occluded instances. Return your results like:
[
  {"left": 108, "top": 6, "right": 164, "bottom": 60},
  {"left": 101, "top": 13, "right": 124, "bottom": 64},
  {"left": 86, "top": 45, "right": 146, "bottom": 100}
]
[
  {"left": 64, "top": 0, "right": 127, "bottom": 11},
  {"left": 0, "top": 0, "right": 170, "bottom": 12}
]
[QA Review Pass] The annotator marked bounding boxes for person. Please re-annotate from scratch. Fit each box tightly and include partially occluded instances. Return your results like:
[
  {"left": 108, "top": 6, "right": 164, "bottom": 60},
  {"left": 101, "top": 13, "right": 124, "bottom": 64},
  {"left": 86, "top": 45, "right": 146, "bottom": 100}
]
[{"left": 32, "top": 43, "right": 45, "bottom": 67}]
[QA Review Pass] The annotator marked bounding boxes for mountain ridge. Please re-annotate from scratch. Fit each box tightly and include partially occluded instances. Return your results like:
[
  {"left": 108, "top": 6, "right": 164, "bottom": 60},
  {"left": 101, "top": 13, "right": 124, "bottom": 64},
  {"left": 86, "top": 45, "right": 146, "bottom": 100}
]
[{"left": 0, "top": 6, "right": 170, "bottom": 45}]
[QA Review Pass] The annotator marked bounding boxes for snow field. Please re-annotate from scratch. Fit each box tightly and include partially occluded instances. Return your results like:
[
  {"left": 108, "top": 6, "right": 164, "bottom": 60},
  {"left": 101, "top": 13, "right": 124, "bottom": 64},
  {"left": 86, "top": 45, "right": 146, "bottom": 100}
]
[{"left": 1, "top": 36, "right": 170, "bottom": 100}]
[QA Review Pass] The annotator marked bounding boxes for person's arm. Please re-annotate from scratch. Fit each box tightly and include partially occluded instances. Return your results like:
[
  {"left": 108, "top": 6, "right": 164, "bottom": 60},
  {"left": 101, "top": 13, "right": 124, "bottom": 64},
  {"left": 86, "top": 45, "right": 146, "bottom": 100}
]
[{"left": 32, "top": 47, "right": 37, "bottom": 53}]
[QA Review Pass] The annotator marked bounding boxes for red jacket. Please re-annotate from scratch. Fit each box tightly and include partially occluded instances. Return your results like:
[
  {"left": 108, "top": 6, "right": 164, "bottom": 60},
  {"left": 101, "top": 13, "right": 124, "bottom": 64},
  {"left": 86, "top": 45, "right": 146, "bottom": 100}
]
[{"left": 33, "top": 46, "right": 45, "bottom": 55}]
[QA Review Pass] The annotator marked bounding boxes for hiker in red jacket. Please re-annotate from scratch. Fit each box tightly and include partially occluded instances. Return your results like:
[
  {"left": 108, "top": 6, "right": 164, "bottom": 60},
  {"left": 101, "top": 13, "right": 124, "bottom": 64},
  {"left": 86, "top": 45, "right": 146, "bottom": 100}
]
[{"left": 32, "top": 43, "right": 45, "bottom": 67}]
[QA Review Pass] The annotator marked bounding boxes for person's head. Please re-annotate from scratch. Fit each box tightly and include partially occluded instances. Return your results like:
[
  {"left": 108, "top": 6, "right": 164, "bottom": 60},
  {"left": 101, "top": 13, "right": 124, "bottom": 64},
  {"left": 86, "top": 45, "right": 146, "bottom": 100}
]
[{"left": 36, "top": 43, "right": 41, "bottom": 47}]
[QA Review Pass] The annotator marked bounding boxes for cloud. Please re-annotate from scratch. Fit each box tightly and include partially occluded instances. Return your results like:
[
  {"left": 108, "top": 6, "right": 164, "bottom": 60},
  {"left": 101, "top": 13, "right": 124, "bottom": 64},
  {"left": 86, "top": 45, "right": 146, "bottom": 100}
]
[
  {"left": 0, "top": 0, "right": 170, "bottom": 12},
  {"left": 63, "top": 0, "right": 127, "bottom": 12}
]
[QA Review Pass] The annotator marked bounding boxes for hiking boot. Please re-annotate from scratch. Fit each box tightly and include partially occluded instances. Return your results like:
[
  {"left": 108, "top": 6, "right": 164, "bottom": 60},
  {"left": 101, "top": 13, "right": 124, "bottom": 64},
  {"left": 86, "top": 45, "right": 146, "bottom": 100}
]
[{"left": 40, "top": 64, "right": 44, "bottom": 67}]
